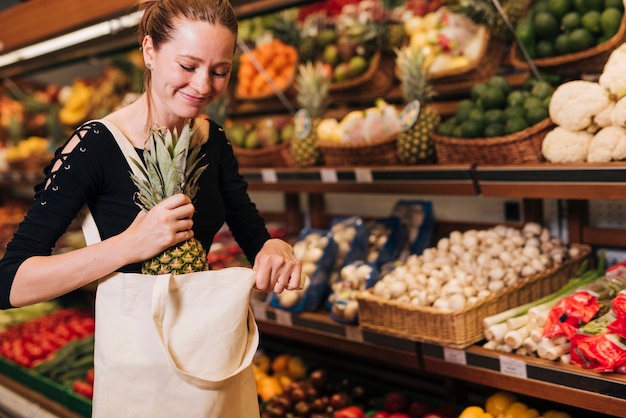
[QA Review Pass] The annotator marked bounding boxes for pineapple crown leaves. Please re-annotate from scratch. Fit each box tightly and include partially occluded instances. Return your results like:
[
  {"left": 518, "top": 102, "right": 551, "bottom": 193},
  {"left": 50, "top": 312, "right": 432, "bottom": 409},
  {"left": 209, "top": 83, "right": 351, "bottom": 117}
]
[
  {"left": 295, "top": 61, "right": 331, "bottom": 119},
  {"left": 129, "top": 122, "right": 208, "bottom": 211},
  {"left": 445, "top": 0, "right": 529, "bottom": 41},
  {"left": 394, "top": 45, "right": 436, "bottom": 105}
]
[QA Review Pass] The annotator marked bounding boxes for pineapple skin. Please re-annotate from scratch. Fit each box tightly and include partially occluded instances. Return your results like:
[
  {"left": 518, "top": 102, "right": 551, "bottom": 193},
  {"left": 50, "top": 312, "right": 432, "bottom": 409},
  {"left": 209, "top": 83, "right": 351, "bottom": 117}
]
[
  {"left": 291, "top": 120, "right": 322, "bottom": 167},
  {"left": 142, "top": 238, "right": 208, "bottom": 275},
  {"left": 397, "top": 106, "right": 440, "bottom": 165}
]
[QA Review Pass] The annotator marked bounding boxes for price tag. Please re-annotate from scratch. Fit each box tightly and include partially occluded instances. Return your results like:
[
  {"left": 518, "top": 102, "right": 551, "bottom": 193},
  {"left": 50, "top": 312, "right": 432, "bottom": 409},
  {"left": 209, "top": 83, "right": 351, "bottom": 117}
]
[
  {"left": 250, "top": 300, "right": 268, "bottom": 321},
  {"left": 261, "top": 168, "right": 278, "bottom": 183},
  {"left": 354, "top": 168, "right": 373, "bottom": 183},
  {"left": 320, "top": 168, "right": 338, "bottom": 183},
  {"left": 345, "top": 325, "right": 364, "bottom": 342},
  {"left": 274, "top": 309, "right": 293, "bottom": 326},
  {"left": 443, "top": 347, "right": 467, "bottom": 365},
  {"left": 499, "top": 355, "right": 527, "bottom": 378}
]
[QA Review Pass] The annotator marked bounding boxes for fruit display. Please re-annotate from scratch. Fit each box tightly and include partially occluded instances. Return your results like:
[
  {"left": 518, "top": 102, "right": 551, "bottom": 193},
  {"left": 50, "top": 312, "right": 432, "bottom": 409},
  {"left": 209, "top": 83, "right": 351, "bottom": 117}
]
[
  {"left": 437, "top": 75, "right": 554, "bottom": 139},
  {"left": 4, "top": 135, "right": 52, "bottom": 169},
  {"left": 0, "top": 202, "right": 29, "bottom": 258},
  {"left": 514, "top": 0, "right": 624, "bottom": 59},
  {"left": 543, "top": 42, "right": 626, "bottom": 162},
  {"left": 402, "top": 7, "right": 490, "bottom": 77},
  {"left": 459, "top": 390, "right": 573, "bottom": 418},
  {"left": 291, "top": 61, "right": 331, "bottom": 167},
  {"left": 235, "top": 39, "right": 298, "bottom": 99},
  {"left": 227, "top": 116, "right": 294, "bottom": 150}
]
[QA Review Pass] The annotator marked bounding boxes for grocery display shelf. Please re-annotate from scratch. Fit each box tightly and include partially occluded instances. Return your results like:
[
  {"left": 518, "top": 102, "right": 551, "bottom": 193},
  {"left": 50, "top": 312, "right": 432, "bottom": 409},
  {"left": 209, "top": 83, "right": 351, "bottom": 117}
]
[
  {"left": 253, "top": 301, "right": 626, "bottom": 417},
  {"left": 476, "top": 163, "right": 626, "bottom": 200}
]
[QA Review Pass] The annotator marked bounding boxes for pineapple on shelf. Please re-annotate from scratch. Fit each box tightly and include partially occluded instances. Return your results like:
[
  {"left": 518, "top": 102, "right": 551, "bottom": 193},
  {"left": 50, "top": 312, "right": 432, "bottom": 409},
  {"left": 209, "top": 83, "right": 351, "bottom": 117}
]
[
  {"left": 290, "top": 61, "right": 330, "bottom": 167},
  {"left": 395, "top": 44, "right": 440, "bottom": 164},
  {"left": 129, "top": 122, "right": 209, "bottom": 275},
  {"left": 446, "top": 0, "right": 530, "bottom": 42}
]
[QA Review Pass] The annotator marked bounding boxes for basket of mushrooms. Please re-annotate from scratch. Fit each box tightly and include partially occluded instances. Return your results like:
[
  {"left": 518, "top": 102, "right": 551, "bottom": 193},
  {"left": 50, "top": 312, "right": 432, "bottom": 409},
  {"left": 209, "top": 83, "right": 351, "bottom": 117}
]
[{"left": 355, "top": 222, "right": 591, "bottom": 348}]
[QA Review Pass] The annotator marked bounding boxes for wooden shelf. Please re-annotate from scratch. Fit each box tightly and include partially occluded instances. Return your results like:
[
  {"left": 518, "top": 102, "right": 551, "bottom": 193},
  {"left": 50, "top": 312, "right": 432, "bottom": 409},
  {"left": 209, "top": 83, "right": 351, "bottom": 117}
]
[{"left": 253, "top": 299, "right": 626, "bottom": 417}]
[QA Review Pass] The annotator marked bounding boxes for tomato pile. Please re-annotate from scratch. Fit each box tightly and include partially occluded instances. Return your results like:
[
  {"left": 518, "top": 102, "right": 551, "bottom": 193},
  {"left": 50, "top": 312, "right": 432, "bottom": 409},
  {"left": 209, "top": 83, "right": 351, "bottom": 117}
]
[{"left": 0, "top": 307, "right": 95, "bottom": 368}]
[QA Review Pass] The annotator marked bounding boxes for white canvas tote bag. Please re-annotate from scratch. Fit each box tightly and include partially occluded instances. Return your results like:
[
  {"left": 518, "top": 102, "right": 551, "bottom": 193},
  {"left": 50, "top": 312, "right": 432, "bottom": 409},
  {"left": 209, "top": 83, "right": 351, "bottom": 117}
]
[{"left": 82, "top": 120, "right": 260, "bottom": 417}]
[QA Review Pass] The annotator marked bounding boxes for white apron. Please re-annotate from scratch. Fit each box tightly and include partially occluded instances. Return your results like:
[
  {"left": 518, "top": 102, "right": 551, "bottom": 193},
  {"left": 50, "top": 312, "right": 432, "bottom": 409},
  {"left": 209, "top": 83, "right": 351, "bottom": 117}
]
[{"left": 82, "top": 120, "right": 260, "bottom": 417}]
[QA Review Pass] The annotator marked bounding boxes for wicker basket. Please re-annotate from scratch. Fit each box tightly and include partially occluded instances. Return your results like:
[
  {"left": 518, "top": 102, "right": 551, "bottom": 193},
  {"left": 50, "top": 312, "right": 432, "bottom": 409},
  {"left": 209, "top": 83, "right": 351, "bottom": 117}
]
[
  {"left": 330, "top": 52, "right": 381, "bottom": 93},
  {"left": 318, "top": 133, "right": 398, "bottom": 166},
  {"left": 232, "top": 141, "right": 293, "bottom": 168},
  {"left": 356, "top": 243, "right": 591, "bottom": 348},
  {"left": 433, "top": 117, "right": 554, "bottom": 165},
  {"left": 509, "top": 11, "right": 626, "bottom": 75}
]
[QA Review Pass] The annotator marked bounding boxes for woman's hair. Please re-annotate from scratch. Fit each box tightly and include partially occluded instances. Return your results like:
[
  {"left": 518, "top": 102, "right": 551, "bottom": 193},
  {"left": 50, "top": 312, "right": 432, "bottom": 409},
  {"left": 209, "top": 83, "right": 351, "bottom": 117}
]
[{"left": 138, "top": 0, "right": 238, "bottom": 125}]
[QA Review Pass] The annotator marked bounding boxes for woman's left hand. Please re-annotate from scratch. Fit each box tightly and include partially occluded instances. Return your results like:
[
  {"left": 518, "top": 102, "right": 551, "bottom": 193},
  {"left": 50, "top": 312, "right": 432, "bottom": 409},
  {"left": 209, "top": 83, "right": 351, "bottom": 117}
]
[{"left": 252, "top": 238, "right": 302, "bottom": 294}]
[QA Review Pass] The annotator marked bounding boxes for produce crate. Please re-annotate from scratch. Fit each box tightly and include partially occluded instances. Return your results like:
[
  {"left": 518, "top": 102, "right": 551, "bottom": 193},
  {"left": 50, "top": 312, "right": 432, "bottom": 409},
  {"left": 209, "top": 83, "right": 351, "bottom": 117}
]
[
  {"left": 432, "top": 117, "right": 554, "bottom": 164},
  {"left": 0, "top": 356, "right": 91, "bottom": 417},
  {"left": 355, "top": 243, "right": 591, "bottom": 348},
  {"left": 509, "top": 9, "right": 626, "bottom": 75}
]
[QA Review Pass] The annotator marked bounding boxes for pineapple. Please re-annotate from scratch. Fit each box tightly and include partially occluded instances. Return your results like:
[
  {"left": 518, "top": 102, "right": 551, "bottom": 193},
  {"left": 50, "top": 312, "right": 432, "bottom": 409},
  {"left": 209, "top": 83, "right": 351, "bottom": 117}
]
[
  {"left": 395, "top": 45, "right": 440, "bottom": 164},
  {"left": 129, "top": 122, "right": 209, "bottom": 275},
  {"left": 290, "top": 61, "right": 330, "bottom": 167},
  {"left": 446, "top": 0, "right": 530, "bottom": 42}
]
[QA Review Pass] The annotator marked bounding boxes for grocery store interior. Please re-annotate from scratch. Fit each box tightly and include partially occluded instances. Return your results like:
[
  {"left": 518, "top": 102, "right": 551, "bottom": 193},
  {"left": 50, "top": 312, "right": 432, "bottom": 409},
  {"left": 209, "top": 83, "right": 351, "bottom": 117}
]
[{"left": 2, "top": 0, "right": 626, "bottom": 417}]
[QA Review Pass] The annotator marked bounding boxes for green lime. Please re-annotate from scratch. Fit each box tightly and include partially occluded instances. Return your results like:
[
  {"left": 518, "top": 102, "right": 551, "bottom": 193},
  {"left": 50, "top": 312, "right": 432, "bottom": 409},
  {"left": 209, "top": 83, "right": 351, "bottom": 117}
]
[
  {"left": 525, "top": 106, "right": 550, "bottom": 126},
  {"left": 437, "top": 119, "right": 457, "bottom": 136},
  {"left": 507, "top": 90, "right": 526, "bottom": 107},
  {"left": 452, "top": 125, "right": 464, "bottom": 138},
  {"left": 484, "top": 123, "right": 506, "bottom": 137},
  {"left": 455, "top": 99, "right": 475, "bottom": 122},
  {"left": 460, "top": 119, "right": 484, "bottom": 138},
  {"left": 582, "top": 10, "right": 603, "bottom": 34},
  {"left": 548, "top": 0, "right": 572, "bottom": 19},
  {"left": 534, "top": 11, "right": 560, "bottom": 38},
  {"left": 487, "top": 75, "right": 512, "bottom": 96},
  {"left": 537, "top": 39, "right": 556, "bottom": 57},
  {"left": 601, "top": 8, "right": 623, "bottom": 38},
  {"left": 468, "top": 108, "right": 486, "bottom": 131},
  {"left": 532, "top": 80, "right": 554, "bottom": 99},
  {"left": 605, "top": 0, "right": 624, "bottom": 12},
  {"left": 573, "top": 0, "right": 588, "bottom": 13},
  {"left": 586, "top": 0, "right": 605, "bottom": 11},
  {"left": 470, "top": 83, "right": 488, "bottom": 101},
  {"left": 523, "top": 96, "right": 545, "bottom": 113},
  {"left": 561, "top": 11, "right": 582, "bottom": 31},
  {"left": 555, "top": 33, "right": 571, "bottom": 54},
  {"left": 534, "top": 1, "right": 551, "bottom": 13},
  {"left": 568, "top": 27, "right": 595, "bottom": 50},
  {"left": 543, "top": 95, "right": 552, "bottom": 107},
  {"left": 516, "top": 17, "right": 536, "bottom": 47},
  {"left": 481, "top": 86, "right": 507, "bottom": 110},
  {"left": 484, "top": 109, "right": 506, "bottom": 125},
  {"left": 505, "top": 117, "right": 530, "bottom": 134},
  {"left": 504, "top": 106, "right": 526, "bottom": 120}
]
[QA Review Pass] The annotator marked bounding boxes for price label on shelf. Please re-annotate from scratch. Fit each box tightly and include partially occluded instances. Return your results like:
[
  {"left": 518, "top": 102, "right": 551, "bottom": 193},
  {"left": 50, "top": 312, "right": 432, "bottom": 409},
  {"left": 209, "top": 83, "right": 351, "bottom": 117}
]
[
  {"left": 499, "top": 355, "right": 527, "bottom": 378},
  {"left": 274, "top": 309, "right": 293, "bottom": 326},
  {"left": 320, "top": 168, "right": 338, "bottom": 183},
  {"left": 261, "top": 168, "right": 278, "bottom": 183},
  {"left": 443, "top": 347, "right": 467, "bottom": 365},
  {"left": 354, "top": 168, "right": 373, "bottom": 183},
  {"left": 344, "top": 325, "right": 364, "bottom": 342}
]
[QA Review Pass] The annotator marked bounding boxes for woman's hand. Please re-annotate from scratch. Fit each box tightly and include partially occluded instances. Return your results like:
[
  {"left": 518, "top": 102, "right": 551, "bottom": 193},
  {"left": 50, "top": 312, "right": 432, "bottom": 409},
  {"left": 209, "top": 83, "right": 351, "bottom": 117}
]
[
  {"left": 123, "top": 193, "right": 196, "bottom": 263},
  {"left": 253, "top": 238, "right": 302, "bottom": 294}
]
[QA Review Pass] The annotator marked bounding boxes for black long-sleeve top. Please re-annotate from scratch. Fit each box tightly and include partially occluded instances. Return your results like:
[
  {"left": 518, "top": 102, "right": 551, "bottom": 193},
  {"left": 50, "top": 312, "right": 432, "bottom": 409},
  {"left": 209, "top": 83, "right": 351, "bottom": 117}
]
[{"left": 0, "top": 119, "right": 270, "bottom": 309}]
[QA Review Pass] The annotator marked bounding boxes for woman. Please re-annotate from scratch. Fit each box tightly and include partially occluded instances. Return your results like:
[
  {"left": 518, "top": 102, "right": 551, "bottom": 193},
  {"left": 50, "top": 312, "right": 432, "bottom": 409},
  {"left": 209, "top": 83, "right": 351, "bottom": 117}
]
[{"left": 0, "top": 0, "right": 300, "bottom": 415}]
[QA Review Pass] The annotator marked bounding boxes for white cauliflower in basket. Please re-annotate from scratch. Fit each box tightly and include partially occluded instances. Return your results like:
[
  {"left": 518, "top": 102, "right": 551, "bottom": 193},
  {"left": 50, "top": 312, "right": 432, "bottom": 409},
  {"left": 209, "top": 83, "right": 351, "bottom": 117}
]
[
  {"left": 611, "top": 96, "right": 626, "bottom": 127},
  {"left": 588, "top": 126, "right": 626, "bottom": 162},
  {"left": 542, "top": 127, "right": 592, "bottom": 163},
  {"left": 599, "top": 43, "right": 626, "bottom": 99},
  {"left": 594, "top": 101, "right": 616, "bottom": 128},
  {"left": 549, "top": 81, "right": 611, "bottom": 131}
]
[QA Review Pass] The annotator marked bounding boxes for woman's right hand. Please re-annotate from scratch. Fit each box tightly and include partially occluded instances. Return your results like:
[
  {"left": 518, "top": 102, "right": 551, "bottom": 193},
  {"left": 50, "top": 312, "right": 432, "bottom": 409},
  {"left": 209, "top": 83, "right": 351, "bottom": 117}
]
[{"left": 124, "top": 193, "right": 196, "bottom": 263}]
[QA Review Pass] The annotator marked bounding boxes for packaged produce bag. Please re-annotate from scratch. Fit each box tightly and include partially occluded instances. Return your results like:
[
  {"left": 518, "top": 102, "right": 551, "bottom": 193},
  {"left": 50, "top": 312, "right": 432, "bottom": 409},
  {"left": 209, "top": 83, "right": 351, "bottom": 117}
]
[{"left": 82, "top": 120, "right": 260, "bottom": 418}]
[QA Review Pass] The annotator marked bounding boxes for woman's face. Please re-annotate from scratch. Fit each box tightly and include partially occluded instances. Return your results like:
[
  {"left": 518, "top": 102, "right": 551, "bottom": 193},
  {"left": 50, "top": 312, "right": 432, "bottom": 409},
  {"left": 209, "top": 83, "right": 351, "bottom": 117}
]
[{"left": 143, "top": 18, "right": 235, "bottom": 123}]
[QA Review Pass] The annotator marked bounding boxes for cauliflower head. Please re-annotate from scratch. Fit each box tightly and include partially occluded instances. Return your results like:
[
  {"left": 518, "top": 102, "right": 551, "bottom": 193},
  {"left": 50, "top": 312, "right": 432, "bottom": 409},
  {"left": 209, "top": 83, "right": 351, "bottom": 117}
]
[
  {"left": 542, "top": 127, "right": 592, "bottom": 163},
  {"left": 611, "top": 96, "right": 626, "bottom": 127},
  {"left": 599, "top": 43, "right": 626, "bottom": 99},
  {"left": 594, "top": 101, "right": 616, "bottom": 128},
  {"left": 549, "top": 81, "right": 611, "bottom": 131},
  {"left": 588, "top": 126, "right": 626, "bottom": 162}
]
